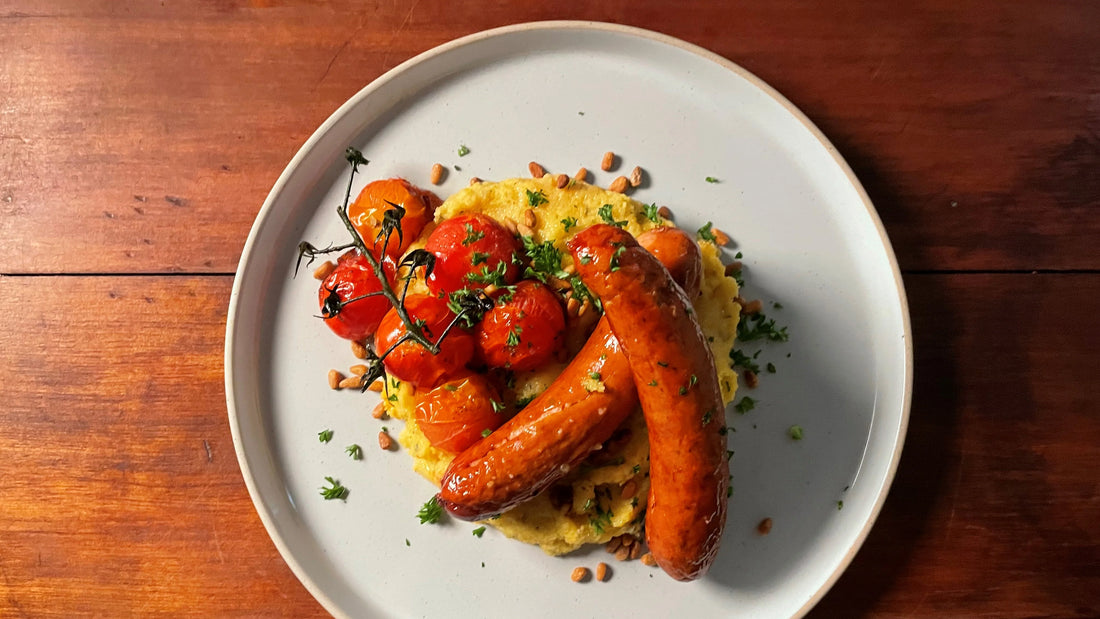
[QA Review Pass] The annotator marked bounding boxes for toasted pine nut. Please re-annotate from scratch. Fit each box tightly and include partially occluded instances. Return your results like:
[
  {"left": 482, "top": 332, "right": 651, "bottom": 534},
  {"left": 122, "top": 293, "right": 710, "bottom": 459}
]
[
  {"left": 574, "top": 167, "right": 588, "bottom": 182},
  {"left": 724, "top": 261, "right": 743, "bottom": 277},
  {"left": 502, "top": 217, "right": 518, "bottom": 235},
  {"left": 629, "top": 166, "right": 642, "bottom": 187},
  {"left": 371, "top": 402, "right": 387, "bottom": 419},
  {"left": 742, "top": 299, "right": 763, "bottom": 315},
  {"left": 529, "top": 161, "right": 546, "bottom": 178},
  {"left": 350, "top": 340, "right": 368, "bottom": 359},
  {"left": 469, "top": 176, "right": 482, "bottom": 186},
  {"left": 430, "top": 163, "right": 444, "bottom": 185},
  {"left": 621, "top": 480, "right": 637, "bottom": 500},
  {"left": 657, "top": 205, "right": 673, "bottom": 219},
  {"left": 713, "top": 227, "right": 731, "bottom": 246},
  {"left": 601, "top": 151, "right": 615, "bottom": 171},
  {"left": 595, "top": 562, "right": 610, "bottom": 582},
  {"left": 523, "top": 208, "right": 536, "bottom": 227},
  {"left": 516, "top": 223, "right": 534, "bottom": 237},
  {"left": 608, "top": 176, "right": 629, "bottom": 193},
  {"left": 606, "top": 536, "right": 622, "bottom": 553},
  {"left": 566, "top": 297, "right": 581, "bottom": 317},
  {"left": 328, "top": 369, "right": 343, "bottom": 390},
  {"left": 313, "top": 260, "right": 336, "bottom": 280},
  {"left": 349, "top": 364, "right": 367, "bottom": 376},
  {"left": 482, "top": 283, "right": 498, "bottom": 296},
  {"left": 629, "top": 543, "right": 643, "bottom": 560},
  {"left": 757, "top": 517, "right": 773, "bottom": 535},
  {"left": 744, "top": 370, "right": 759, "bottom": 388},
  {"left": 614, "top": 546, "right": 630, "bottom": 561},
  {"left": 555, "top": 173, "right": 569, "bottom": 189},
  {"left": 367, "top": 380, "right": 384, "bottom": 392},
  {"left": 577, "top": 299, "right": 590, "bottom": 317},
  {"left": 640, "top": 553, "right": 658, "bottom": 567},
  {"left": 338, "top": 375, "right": 362, "bottom": 389},
  {"left": 619, "top": 534, "right": 635, "bottom": 548},
  {"left": 562, "top": 262, "right": 575, "bottom": 274},
  {"left": 571, "top": 566, "right": 589, "bottom": 583},
  {"left": 378, "top": 430, "right": 394, "bottom": 450}
]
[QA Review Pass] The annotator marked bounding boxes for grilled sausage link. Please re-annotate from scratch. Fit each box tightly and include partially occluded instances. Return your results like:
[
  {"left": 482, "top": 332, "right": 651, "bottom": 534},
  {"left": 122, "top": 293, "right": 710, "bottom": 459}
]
[
  {"left": 568, "top": 224, "right": 728, "bottom": 582},
  {"left": 437, "top": 226, "right": 701, "bottom": 521}
]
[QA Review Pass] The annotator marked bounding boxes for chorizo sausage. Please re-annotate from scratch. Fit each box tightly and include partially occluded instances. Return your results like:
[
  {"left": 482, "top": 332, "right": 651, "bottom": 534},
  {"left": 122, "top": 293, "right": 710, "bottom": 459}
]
[
  {"left": 568, "top": 224, "right": 728, "bottom": 582},
  {"left": 437, "top": 226, "right": 701, "bottom": 521}
]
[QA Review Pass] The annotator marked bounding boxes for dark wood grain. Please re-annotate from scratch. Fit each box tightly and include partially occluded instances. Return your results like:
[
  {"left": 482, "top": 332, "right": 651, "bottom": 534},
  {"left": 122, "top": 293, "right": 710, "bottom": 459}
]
[{"left": 0, "top": 1, "right": 1096, "bottom": 274}]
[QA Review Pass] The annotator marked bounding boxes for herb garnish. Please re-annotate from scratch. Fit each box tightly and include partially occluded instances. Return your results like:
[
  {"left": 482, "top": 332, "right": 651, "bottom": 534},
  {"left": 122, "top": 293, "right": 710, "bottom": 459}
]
[
  {"left": 345, "top": 444, "right": 363, "bottom": 460},
  {"left": 470, "top": 251, "right": 489, "bottom": 265},
  {"left": 320, "top": 477, "right": 349, "bottom": 501},
  {"left": 598, "top": 204, "right": 627, "bottom": 228},
  {"left": 526, "top": 189, "right": 549, "bottom": 207},
  {"left": 462, "top": 223, "right": 485, "bottom": 245},
  {"left": 506, "top": 326, "right": 522, "bottom": 347},
  {"left": 788, "top": 425, "right": 804, "bottom": 440},
  {"left": 730, "top": 349, "right": 760, "bottom": 373},
  {"left": 466, "top": 262, "right": 509, "bottom": 286},
  {"left": 643, "top": 203, "right": 660, "bottom": 223},
  {"left": 318, "top": 429, "right": 333, "bottom": 443},
  {"left": 472, "top": 526, "right": 487, "bottom": 537},
  {"left": 735, "top": 397, "right": 756, "bottom": 414},
  {"left": 737, "top": 312, "right": 789, "bottom": 342},
  {"left": 561, "top": 216, "right": 578, "bottom": 232},
  {"left": 697, "top": 222, "right": 717, "bottom": 242},
  {"left": 458, "top": 144, "right": 470, "bottom": 157},
  {"left": 481, "top": 428, "right": 492, "bottom": 438},
  {"left": 609, "top": 245, "right": 626, "bottom": 272},
  {"left": 705, "top": 176, "right": 719, "bottom": 183},
  {"left": 418, "top": 496, "right": 443, "bottom": 524}
]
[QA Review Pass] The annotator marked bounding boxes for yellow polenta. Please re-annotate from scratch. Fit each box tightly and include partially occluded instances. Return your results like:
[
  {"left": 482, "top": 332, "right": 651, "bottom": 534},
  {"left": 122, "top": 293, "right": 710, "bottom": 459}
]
[{"left": 383, "top": 175, "right": 740, "bottom": 555}]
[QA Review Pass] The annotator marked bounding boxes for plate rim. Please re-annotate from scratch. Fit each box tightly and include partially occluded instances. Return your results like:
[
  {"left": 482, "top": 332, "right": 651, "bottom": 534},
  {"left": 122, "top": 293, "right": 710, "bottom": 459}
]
[{"left": 224, "top": 19, "right": 913, "bottom": 618}]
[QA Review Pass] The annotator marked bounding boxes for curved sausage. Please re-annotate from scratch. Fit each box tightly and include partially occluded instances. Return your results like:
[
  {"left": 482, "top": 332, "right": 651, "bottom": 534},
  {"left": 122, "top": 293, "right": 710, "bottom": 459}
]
[
  {"left": 437, "top": 226, "right": 701, "bottom": 521},
  {"left": 568, "top": 224, "right": 728, "bottom": 582}
]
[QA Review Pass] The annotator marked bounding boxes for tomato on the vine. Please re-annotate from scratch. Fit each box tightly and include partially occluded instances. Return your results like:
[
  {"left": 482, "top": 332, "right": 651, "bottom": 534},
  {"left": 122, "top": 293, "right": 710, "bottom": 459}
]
[
  {"left": 374, "top": 294, "right": 474, "bottom": 388},
  {"left": 318, "top": 251, "right": 396, "bottom": 341},
  {"left": 476, "top": 280, "right": 566, "bottom": 371},
  {"left": 414, "top": 374, "right": 507, "bottom": 454},
  {"left": 348, "top": 178, "right": 440, "bottom": 261},
  {"left": 424, "top": 213, "right": 522, "bottom": 295}
]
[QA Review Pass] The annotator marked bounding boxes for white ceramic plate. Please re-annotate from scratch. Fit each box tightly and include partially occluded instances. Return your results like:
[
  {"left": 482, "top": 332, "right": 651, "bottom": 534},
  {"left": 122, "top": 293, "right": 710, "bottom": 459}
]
[{"left": 226, "top": 21, "right": 911, "bottom": 619}]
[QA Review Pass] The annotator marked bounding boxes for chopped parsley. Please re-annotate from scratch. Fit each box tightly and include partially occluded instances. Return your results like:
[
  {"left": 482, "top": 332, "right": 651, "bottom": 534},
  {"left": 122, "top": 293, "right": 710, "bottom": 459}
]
[
  {"left": 526, "top": 189, "right": 549, "bottom": 207},
  {"left": 788, "top": 425, "right": 804, "bottom": 440},
  {"left": 320, "top": 476, "right": 348, "bottom": 501},
  {"left": 444, "top": 384, "right": 458, "bottom": 391},
  {"left": 697, "top": 221, "right": 717, "bottom": 242},
  {"left": 730, "top": 349, "right": 760, "bottom": 373},
  {"left": 462, "top": 223, "right": 485, "bottom": 245},
  {"left": 766, "top": 362, "right": 777, "bottom": 373},
  {"left": 737, "top": 312, "right": 790, "bottom": 342},
  {"left": 643, "top": 203, "right": 660, "bottom": 223},
  {"left": 679, "top": 386, "right": 688, "bottom": 395},
  {"left": 318, "top": 429, "right": 333, "bottom": 443},
  {"left": 520, "top": 235, "right": 568, "bottom": 282},
  {"left": 648, "top": 379, "right": 658, "bottom": 387},
  {"left": 705, "top": 176, "right": 719, "bottom": 183},
  {"left": 418, "top": 496, "right": 443, "bottom": 524},
  {"left": 481, "top": 428, "right": 492, "bottom": 438},
  {"left": 506, "top": 325, "right": 522, "bottom": 347},
  {"left": 514, "top": 394, "right": 536, "bottom": 409},
  {"left": 561, "top": 216, "right": 578, "bottom": 232},
  {"left": 735, "top": 396, "right": 756, "bottom": 414},
  {"left": 405, "top": 538, "right": 411, "bottom": 546},
  {"left": 609, "top": 245, "right": 626, "bottom": 272},
  {"left": 568, "top": 276, "right": 601, "bottom": 312},
  {"left": 598, "top": 203, "right": 627, "bottom": 228},
  {"left": 345, "top": 444, "right": 363, "bottom": 460},
  {"left": 837, "top": 500, "right": 844, "bottom": 510},
  {"left": 457, "top": 144, "right": 470, "bottom": 157},
  {"left": 773, "top": 301, "right": 784, "bottom": 309},
  {"left": 472, "top": 526, "right": 487, "bottom": 537},
  {"left": 470, "top": 251, "right": 489, "bottom": 265},
  {"left": 490, "top": 399, "right": 505, "bottom": 413},
  {"left": 466, "top": 261, "right": 509, "bottom": 286},
  {"left": 702, "top": 409, "right": 714, "bottom": 425},
  {"left": 689, "top": 374, "right": 698, "bottom": 387},
  {"left": 589, "top": 372, "right": 602, "bottom": 381}
]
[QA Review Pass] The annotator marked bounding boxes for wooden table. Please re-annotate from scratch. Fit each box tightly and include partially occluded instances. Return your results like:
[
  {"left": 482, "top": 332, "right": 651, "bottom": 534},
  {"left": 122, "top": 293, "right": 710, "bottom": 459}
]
[{"left": 1, "top": 2, "right": 1097, "bottom": 616}]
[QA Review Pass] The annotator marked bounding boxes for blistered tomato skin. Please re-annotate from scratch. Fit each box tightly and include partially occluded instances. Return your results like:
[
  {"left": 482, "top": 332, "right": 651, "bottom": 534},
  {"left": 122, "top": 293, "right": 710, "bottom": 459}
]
[
  {"left": 424, "top": 214, "right": 522, "bottom": 295},
  {"left": 348, "top": 178, "right": 439, "bottom": 262},
  {"left": 476, "top": 280, "right": 566, "bottom": 371},
  {"left": 414, "top": 374, "right": 506, "bottom": 454},
  {"left": 374, "top": 294, "right": 474, "bottom": 389},
  {"left": 318, "top": 251, "right": 396, "bottom": 341}
]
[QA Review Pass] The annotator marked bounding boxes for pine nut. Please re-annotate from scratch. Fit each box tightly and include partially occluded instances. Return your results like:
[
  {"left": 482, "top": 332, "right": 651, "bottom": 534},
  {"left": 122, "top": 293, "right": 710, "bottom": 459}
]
[
  {"left": 350, "top": 340, "right": 368, "bottom": 359},
  {"left": 469, "top": 176, "right": 482, "bottom": 186},
  {"left": 523, "top": 208, "right": 536, "bottom": 227},
  {"left": 378, "top": 430, "right": 394, "bottom": 450},
  {"left": 614, "top": 546, "right": 630, "bottom": 561},
  {"left": 313, "top": 260, "right": 336, "bottom": 280},
  {"left": 640, "top": 553, "right": 658, "bottom": 567},
  {"left": 371, "top": 402, "right": 387, "bottom": 419},
  {"left": 562, "top": 263, "right": 575, "bottom": 274},
  {"left": 571, "top": 566, "right": 589, "bottom": 583},
  {"left": 338, "top": 375, "right": 362, "bottom": 389},
  {"left": 502, "top": 218, "right": 518, "bottom": 234},
  {"left": 657, "top": 205, "right": 672, "bottom": 219},
  {"left": 595, "top": 562, "right": 610, "bottom": 582},
  {"left": 619, "top": 534, "right": 635, "bottom": 548},
  {"left": 724, "top": 261, "right": 743, "bottom": 276},
  {"left": 516, "top": 223, "right": 534, "bottom": 237},
  {"left": 555, "top": 173, "right": 569, "bottom": 189},
  {"left": 742, "top": 299, "right": 763, "bottom": 315},
  {"left": 601, "top": 151, "right": 615, "bottom": 171},
  {"left": 529, "top": 161, "right": 546, "bottom": 178},
  {"left": 606, "top": 536, "right": 622, "bottom": 553},
  {"left": 575, "top": 167, "right": 588, "bottom": 182},
  {"left": 577, "top": 300, "right": 590, "bottom": 317},
  {"left": 629, "top": 543, "right": 642, "bottom": 560},
  {"left": 629, "top": 166, "right": 642, "bottom": 187},
  {"left": 713, "top": 227, "right": 731, "bottom": 246},
  {"left": 367, "top": 380, "right": 384, "bottom": 392},
  {"left": 328, "top": 369, "right": 343, "bottom": 390},
  {"left": 621, "top": 480, "right": 637, "bottom": 500},
  {"left": 744, "top": 370, "right": 759, "bottom": 388},
  {"left": 757, "top": 517, "right": 773, "bottom": 535},
  {"left": 430, "top": 163, "right": 444, "bottom": 185},
  {"left": 608, "top": 176, "right": 629, "bottom": 193},
  {"left": 566, "top": 297, "right": 581, "bottom": 317},
  {"left": 483, "top": 284, "right": 498, "bottom": 296}
]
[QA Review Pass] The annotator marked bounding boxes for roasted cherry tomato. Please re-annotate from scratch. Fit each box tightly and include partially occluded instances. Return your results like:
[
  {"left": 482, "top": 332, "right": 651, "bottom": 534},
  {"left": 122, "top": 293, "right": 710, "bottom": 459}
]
[
  {"left": 424, "top": 214, "right": 522, "bottom": 296},
  {"left": 374, "top": 294, "right": 474, "bottom": 388},
  {"left": 476, "top": 280, "right": 566, "bottom": 371},
  {"left": 414, "top": 374, "right": 506, "bottom": 454},
  {"left": 348, "top": 178, "right": 440, "bottom": 261},
  {"left": 318, "top": 251, "right": 396, "bottom": 341}
]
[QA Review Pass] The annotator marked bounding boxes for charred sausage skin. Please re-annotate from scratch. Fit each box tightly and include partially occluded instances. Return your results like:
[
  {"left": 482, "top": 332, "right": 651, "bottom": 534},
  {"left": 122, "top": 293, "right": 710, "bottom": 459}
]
[
  {"left": 437, "top": 227, "right": 702, "bottom": 522},
  {"left": 568, "top": 224, "right": 729, "bottom": 582}
]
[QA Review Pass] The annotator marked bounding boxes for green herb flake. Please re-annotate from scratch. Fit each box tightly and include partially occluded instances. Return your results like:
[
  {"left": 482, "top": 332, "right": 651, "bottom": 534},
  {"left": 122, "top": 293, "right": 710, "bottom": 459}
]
[
  {"left": 466, "top": 261, "right": 509, "bottom": 286},
  {"left": 705, "top": 176, "right": 719, "bottom": 184},
  {"left": 506, "top": 325, "right": 522, "bottom": 347},
  {"left": 318, "top": 429, "right": 334, "bottom": 443},
  {"left": 598, "top": 204, "right": 627, "bottom": 228},
  {"left": 589, "top": 372, "right": 602, "bottom": 381},
  {"left": 418, "top": 496, "right": 443, "bottom": 524},
  {"left": 609, "top": 245, "right": 626, "bottom": 272},
  {"left": 514, "top": 395, "right": 535, "bottom": 409},
  {"left": 689, "top": 374, "right": 698, "bottom": 387},
  {"left": 320, "top": 476, "right": 349, "bottom": 501},
  {"left": 773, "top": 301, "right": 784, "bottom": 309},
  {"left": 472, "top": 526, "right": 487, "bottom": 538},
  {"left": 766, "top": 362, "right": 777, "bottom": 374},
  {"left": 470, "top": 251, "right": 489, "bottom": 265},
  {"left": 657, "top": 361, "right": 669, "bottom": 367},
  {"left": 697, "top": 221, "right": 717, "bottom": 242},
  {"left": 458, "top": 144, "right": 470, "bottom": 157},
  {"left": 406, "top": 538, "right": 411, "bottom": 546},
  {"left": 561, "top": 216, "right": 578, "bottom": 232},
  {"left": 643, "top": 203, "right": 660, "bottom": 223},
  {"left": 737, "top": 312, "right": 790, "bottom": 343},
  {"left": 526, "top": 189, "right": 549, "bottom": 207},
  {"left": 837, "top": 500, "right": 844, "bottom": 510},
  {"left": 632, "top": 464, "right": 641, "bottom": 474},
  {"left": 490, "top": 399, "right": 505, "bottom": 414},
  {"left": 444, "top": 384, "right": 458, "bottom": 391},
  {"left": 735, "top": 396, "right": 756, "bottom": 414},
  {"left": 679, "top": 386, "right": 688, "bottom": 396},
  {"left": 702, "top": 409, "right": 714, "bottom": 425},
  {"left": 481, "top": 428, "right": 492, "bottom": 438},
  {"left": 462, "top": 223, "right": 485, "bottom": 245},
  {"left": 788, "top": 425, "right": 804, "bottom": 440},
  {"left": 648, "top": 379, "right": 658, "bottom": 387},
  {"left": 730, "top": 349, "right": 760, "bottom": 373},
  {"left": 345, "top": 444, "right": 363, "bottom": 460}
]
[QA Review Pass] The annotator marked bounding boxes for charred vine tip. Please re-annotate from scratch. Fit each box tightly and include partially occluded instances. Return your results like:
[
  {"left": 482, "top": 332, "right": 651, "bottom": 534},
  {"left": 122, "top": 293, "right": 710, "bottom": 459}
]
[{"left": 345, "top": 147, "right": 369, "bottom": 170}]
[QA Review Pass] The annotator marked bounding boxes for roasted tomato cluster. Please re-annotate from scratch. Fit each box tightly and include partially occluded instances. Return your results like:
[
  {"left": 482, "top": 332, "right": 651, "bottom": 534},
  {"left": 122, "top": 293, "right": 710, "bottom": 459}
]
[{"left": 317, "top": 179, "right": 569, "bottom": 455}]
